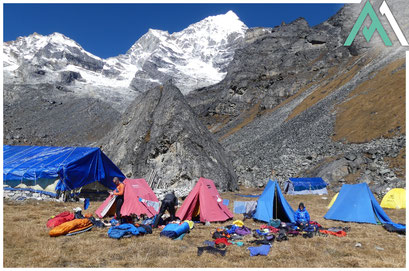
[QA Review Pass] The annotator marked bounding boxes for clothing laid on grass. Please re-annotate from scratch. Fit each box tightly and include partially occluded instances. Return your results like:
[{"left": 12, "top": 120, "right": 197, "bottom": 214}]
[
  {"left": 260, "top": 225, "right": 279, "bottom": 233},
  {"left": 108, "top": 223, "right": 140, "bottom": 239},
  {"left": 248, "top": 245, "right": 271, "bottom": 256},
  {"left": 319, "top": 229, "right": 347, "bottom": 237},
  {"left": 249, "top": 239, "right": 273, "bottom": 245},
  {"left": 235, "top": 226, "right": 252, "bottom": 235},
  {"left": 203, "top": 240, "right": 215, "bottom": 247},
  {"left": 197, "top": 246, "right": 227, "bottom": 257},
  {"left": 214, "top": 237, "right": 232, "bottom": 246}
]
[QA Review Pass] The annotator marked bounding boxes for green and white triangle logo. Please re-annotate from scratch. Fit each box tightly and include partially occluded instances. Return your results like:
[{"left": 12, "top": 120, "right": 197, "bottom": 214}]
[{"left": 344, "top": 0, "right": 408, "bottom": 47}]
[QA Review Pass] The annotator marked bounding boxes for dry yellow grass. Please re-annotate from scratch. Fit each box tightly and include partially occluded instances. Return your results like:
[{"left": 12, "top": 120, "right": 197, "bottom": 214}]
[
  {"left": 3, "top": 186, "right": 406, "bottom": 268},
  {"left": 333, "top": 58, "right": 406, "bottom": 143},
  {"left": 286, "top": 56, "right": 372, "bottom": 122}
]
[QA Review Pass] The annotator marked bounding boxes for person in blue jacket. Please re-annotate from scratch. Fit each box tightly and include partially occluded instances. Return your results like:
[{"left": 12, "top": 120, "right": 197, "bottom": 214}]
[{"left": 294, "top": 202, "right": 310, "bottom": 229}]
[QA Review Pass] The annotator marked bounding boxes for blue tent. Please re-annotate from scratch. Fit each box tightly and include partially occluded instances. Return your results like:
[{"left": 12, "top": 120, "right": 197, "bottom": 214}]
[
  {"left": 324, "top": 183, "right": 396, "bottom": 224},
  {"left": 253, "top": 180, "right": 295, "bottom": 223},
  {"left": 284, "top": 177, "right": 328, "bottom": 195},
  {"left": 3, "top": 145, "right": 125, "bottom": 192}
]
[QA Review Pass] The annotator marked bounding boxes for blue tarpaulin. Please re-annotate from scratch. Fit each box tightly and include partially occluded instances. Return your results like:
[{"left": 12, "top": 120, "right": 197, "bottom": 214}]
[
  {"left": 325, "top": 183, "right": 405, "bottom": 228},
  {"left": 3, "top": 145, "right": 125, "bottom": 191},
  {"left": 284, "top": 177, "right": 328, "bottom": 195},
  {"left": 253, "top": 180, "right": 295, "bottom": 223},
  {"left": 234, "top": 194, "right": 260, "bottom": 198}
]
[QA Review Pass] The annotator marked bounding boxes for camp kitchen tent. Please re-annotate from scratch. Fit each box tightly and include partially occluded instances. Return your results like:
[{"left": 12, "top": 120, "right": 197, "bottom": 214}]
[
  {"left": 253, "top": 180, "right": 296, "bottom": 223},
  {"left": 3, "top": 145, "right": 125, "bottom": 195},
  {"left": 380, "top": 188, "right": 406, "bottom": 209},
  {"left": 176, "top": 177, "right": 233, "bottom": 223},
  {"left": 95, "top": 178, "right": 159, "bottom": 218},
  {"left": 284, "top": 177, "right": 328, "bottom": 195},
  {"left": 324, "top": 183, "right": 396, "bottom": 224}
]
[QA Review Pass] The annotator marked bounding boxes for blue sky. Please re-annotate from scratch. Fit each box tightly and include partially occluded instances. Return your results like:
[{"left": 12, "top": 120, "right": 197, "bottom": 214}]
[{"left": 4, "top": 4, "right": 344, "bottom": 59}]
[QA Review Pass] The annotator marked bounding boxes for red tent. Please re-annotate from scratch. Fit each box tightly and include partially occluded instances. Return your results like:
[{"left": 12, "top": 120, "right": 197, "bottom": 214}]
[
  {"left": 176, "top": 177, "right": 233, "bottom": 222},
  {"left": 95, "top": 178, "right": 158, "bottom": 218}
]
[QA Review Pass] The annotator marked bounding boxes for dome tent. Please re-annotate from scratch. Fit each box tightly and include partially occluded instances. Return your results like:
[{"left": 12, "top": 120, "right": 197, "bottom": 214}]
[{"left": 380, "top": 188, "right": 406, "bottom": 209}]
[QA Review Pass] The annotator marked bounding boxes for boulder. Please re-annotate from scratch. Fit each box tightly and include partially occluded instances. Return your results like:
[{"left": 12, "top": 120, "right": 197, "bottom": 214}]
[
  {"left": 101, "top": 82, "right": 238, "bottom": 196},
  {"left": 315, "top": 158, "right": 350, "bottom": 185}
]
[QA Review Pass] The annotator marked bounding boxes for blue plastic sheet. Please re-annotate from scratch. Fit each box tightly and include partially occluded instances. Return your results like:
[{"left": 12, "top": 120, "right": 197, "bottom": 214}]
[
  {"left": 288, "top": 177, "right": 327, "bottom": 191},
  {"left": 3, "top": 145, "right": 125, "bottom": 191},
  {"left": 234, "top": 194, "right": 260, "bottom": 198}
]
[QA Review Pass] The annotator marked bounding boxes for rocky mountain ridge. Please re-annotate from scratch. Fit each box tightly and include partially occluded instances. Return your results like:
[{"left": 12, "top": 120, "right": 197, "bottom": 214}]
[
  {"left": 3, "top": 11, "right": 247, "bottom": 146},
  {"left": 3, "top": 1, "right": 407, "bottom": 196},
  {"left": 186, "top": 0, "right": 407, "bottom": 196}
]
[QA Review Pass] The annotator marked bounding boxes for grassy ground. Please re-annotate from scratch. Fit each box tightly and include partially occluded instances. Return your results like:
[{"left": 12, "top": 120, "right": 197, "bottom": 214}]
[{"left": 3, "top": 186, "right": 406, "bottom": 268}]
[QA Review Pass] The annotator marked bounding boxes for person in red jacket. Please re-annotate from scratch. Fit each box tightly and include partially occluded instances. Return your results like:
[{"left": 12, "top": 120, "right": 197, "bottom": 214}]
[{"left": 110, "top": 177, "right": 125, "bottom": 224}]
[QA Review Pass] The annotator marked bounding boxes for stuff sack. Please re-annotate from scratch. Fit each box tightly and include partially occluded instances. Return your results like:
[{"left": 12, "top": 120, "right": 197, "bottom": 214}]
[
  {"left": 47, "top": 211, "right": 75, "bottom": 228},
  {"left": 160, "top": 222, "right": 190, "bottom": 239}
]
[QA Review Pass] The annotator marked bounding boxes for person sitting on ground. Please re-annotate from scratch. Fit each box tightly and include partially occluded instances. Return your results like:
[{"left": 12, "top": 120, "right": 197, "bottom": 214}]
[
  {"left": 110, "top": 177, "right": 125, "bottom": 224},
  {"left": 153, "top": 190, "right": 178, "bottom": 228},
  {"left": 294, "top": 202, "right": 310, "bottom": 230}
]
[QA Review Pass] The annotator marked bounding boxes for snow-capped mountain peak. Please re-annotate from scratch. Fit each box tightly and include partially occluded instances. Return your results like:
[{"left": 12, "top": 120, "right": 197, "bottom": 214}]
[
  {"left": 124, "top": 10, "right": 248, "bottom": 93},
  {"left": 4, "top": 10, "right": 248, "bottom": 96}
]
